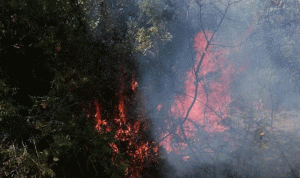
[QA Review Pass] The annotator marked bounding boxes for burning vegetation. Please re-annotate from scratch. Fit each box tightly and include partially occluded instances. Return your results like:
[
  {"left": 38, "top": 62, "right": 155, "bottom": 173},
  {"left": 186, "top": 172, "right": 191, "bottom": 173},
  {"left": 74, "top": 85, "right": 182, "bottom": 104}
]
[
  {"left": 159, "top": 30, "right": 234, "bottom": 155},
  {"left": 81, "top": 72, "right": 159, "bottom": 177},
  {"left": 2, "top": 0, "right": 300, "bottom": 177}
]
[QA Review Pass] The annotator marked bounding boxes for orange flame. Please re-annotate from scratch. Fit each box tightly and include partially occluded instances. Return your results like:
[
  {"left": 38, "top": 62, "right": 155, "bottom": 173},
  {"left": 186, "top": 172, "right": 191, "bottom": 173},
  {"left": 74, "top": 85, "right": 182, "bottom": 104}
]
[
  {"left": 182, "top": 155, "right": 190, "bottom": 161},
  {"left": 131, "top": 78, "right": 138, "bottom": 91},
  {"left": 84, "top": 73, "right": 157, "bottom": 177},
  {"left": 109, "top": 143, "right": 119, "bottom": 154},
  {"left": 161, "top": 31, "right": 234, "bottom": 154},
  {"left": 94, "top": 100, "right": 102, "bottom": 130}
]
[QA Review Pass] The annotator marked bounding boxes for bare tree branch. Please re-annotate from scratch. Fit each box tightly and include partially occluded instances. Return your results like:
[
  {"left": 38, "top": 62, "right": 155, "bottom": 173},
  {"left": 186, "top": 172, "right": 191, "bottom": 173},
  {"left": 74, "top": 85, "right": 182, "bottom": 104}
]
[{"left": 180, "top": 2, "right": 230, "bottom": 128}]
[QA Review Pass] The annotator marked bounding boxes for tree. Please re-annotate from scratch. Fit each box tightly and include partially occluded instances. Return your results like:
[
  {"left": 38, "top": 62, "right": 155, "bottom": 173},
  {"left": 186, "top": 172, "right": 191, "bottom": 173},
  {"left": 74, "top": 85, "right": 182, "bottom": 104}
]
[{"left": 0, "top": 0, "right": 175, "bottom": 177}]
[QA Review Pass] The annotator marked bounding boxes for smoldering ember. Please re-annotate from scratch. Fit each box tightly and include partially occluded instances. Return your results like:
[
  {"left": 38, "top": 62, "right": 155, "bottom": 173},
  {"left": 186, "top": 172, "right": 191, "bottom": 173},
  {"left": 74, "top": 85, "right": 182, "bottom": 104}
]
[{"left": 1, "top": 0, "right": 300, "bottom": 177}]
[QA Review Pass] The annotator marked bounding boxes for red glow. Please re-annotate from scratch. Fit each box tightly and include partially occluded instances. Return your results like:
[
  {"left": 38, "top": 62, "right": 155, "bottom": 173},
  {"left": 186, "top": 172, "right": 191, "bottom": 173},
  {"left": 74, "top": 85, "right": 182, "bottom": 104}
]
[
  {"left": 84, "top": 74, "right": 157, "bottom": 178},
  {"left": 183, "top": 155, "right": 190, "bottom": 161},
  {"left": 109, "top": 143, "right": 119, "bottom": 154},
  {"left": 94, "top": 100, "right": 102, "bottom": 131},
  {"left": 131, "top": 78, "right": 138, "bottom": 91},
  {"left": 157, "top": 104, "right": 163, "bottom": 112},
  {"left": 161, "top": 31, "right": 234, "bottom": 154}
]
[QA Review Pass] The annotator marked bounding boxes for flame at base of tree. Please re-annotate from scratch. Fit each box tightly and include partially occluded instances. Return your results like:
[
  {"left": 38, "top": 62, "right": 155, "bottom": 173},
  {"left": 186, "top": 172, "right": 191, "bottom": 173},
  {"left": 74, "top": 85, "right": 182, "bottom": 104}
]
[
  {"left": 160, "top": 30, "right": 235, "bottom": 155},
  {"left": 83, "top": 74, "right": 158, "bottom": 177}
]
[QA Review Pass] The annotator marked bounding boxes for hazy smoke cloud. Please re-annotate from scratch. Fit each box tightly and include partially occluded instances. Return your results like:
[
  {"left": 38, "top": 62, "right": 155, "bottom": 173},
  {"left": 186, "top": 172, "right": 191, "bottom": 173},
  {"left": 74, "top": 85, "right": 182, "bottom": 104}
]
[{"left": 140, "top": 0, "right": 300, "bottom": 177}]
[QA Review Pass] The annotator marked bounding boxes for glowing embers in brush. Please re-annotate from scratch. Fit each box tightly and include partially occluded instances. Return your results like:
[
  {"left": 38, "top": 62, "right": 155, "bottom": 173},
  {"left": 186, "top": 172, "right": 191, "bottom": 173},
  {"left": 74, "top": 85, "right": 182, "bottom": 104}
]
[
  {"left": 86, "top": 96, "right": 156, "bottom": 177},
  {"left": 115, "top": 128, "right": 130, "bottom": 141},
  {"left": 93, "top": 100, "right": 111, "bottom": 133},
  {"left": 131, "top": 77, "right": 138, "bottom": 91},
  {"left": 129, "top": 141, "right": 150, "bottom": 161},
  {"left": 81, "top": 74, "right": 157, "bottom": 177},
  {"left": 133, "top": 121, "right": 140, "bottom": 134},
  {"left": 182, "top": 155, "right": 190, "bottom": 161},
  {"left": 118, "top": 98, "right": 126, "bottom": 121},
  {"left": 109, "top": 143, "right": 119, "bottom": 154}
]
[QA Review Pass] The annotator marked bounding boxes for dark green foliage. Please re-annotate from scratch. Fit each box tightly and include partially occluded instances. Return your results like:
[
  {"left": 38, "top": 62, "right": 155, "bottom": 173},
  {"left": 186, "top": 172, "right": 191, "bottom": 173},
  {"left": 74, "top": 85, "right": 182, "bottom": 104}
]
[
  {"left": 0, "top": 115, "right": 31, "bottom": 142},
  {"left": 0, "top": 0, "right": 176, "bottom": 177},
  {"left": 0, "top": 0, "right": 128, "bottom": 177},
  {"left": 47, "top": 113, "right": 125, "bottom": 178}
]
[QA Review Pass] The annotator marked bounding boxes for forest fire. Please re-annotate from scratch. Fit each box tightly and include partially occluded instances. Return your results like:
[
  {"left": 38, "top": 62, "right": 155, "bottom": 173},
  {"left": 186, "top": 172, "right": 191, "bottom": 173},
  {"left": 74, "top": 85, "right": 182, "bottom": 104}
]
[
  {"left": 82, "top": 74, "right": 157, "bottom": 177},
  {"left": 160, "top": 30, "right": 235, "bottom": 155}
]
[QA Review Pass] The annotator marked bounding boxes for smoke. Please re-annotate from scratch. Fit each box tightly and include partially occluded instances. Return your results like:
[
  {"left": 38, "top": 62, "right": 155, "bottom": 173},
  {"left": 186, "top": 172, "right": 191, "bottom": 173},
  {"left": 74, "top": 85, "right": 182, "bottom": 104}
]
[
  {"left": 82, "top": 0, "right": 300, "bottom": 176},
  {"left": 139, "top": 0, "right": 300, "bottom": 177}
]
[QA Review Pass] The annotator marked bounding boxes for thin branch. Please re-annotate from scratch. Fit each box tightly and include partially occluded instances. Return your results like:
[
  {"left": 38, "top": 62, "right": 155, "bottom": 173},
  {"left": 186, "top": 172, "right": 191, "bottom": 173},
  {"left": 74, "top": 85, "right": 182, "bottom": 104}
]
[
  {"left": 180, "top": 3, "right": 230, "bottom": 128},
  {"left": 33, "top": 139, "right": 40, "bottom": 161},
  {"left": 179, "top": 123, "right": 199, "bottom": 159},
  {"left": 155, "top": 1, "right": 233, "bottom": 149},
  {"left": 195, "top": 0, "right": 209, "bottom": 42},
  {"left": 156, "top": 2, "right": 232, "bottom": 167},
  {"left": 211, "top": 31, "right": 257, "bottom": 48}
]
